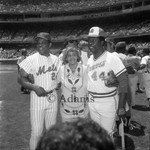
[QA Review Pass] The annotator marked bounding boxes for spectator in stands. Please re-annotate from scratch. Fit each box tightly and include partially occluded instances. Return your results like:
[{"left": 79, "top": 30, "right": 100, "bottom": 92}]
[
  {"left": 1, "top": 49, "right": 8, "bottom": 59},
  {"left": 36, "top": 118, "right": 116, "bottom": 150},
  {"left": 0, "top": 47, "right": 3, "bottom": 54}
]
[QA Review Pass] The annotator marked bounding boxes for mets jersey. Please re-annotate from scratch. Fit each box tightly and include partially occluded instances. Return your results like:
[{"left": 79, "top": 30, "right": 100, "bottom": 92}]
[
  {"left": 19, "top": 52, "right": 60, "bottom": 109},
  {"left": 87, "top": 51, "right": 126, "bottom": 99}
]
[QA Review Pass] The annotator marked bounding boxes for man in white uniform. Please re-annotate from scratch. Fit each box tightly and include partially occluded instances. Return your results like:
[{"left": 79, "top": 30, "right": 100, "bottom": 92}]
[
  {"left": 18, "top": 32, "right": 60, "bottom": 150},
  {"left": 140, "top": 48, "right": 150, "bottom": 107},
  {"left": 87, "top": 27, "right": 128, "bottom": 136},
  {"left": 124, "top": 46, "right": 140, "bottom": 108}
]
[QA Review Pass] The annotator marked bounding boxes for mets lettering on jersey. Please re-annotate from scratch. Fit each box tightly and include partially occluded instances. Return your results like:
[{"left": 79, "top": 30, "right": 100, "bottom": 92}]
[
  {"left": 36, "top": 64, "right": 57, "bottom": 76},
  {"left": 87, "top": 51, "right": 126, "bottom": 99},
  {"left": 19, "top": 52, "right": 60, "bottom": 109}
]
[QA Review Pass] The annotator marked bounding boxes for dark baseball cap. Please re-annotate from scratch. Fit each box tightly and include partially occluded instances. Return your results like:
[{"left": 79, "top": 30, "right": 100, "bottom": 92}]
[
  {"left": 115, "top": 42, "right": 126, "bottom": 49},
  {"left": 35, "top": 32, "right": 51, "bottom": 42}
]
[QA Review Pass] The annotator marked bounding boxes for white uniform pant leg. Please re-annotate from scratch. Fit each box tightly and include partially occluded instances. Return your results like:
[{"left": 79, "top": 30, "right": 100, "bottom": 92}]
[
  {"left": 45, "top": 97, "right": 58, "bottom": 130},
  {"left": 143, "top": 72, "right": 150, "bottom": 99},
  {"left": 88, "top": 95, "right": 118, "bottom": 136},
  {"left": 137, "top": 71, "right": 144, "bottom": 90},
  {"left": 30, "top": 109, "right": 45, "bottom": 150},
  {"left": 128, "top": 74, "right": 138, "bottom": 106}
]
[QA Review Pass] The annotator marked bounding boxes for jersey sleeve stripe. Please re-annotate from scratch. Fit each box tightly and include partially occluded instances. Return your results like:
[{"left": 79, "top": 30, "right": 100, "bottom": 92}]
[
  {"left": 89, "top": 90, "right": 117, "bottom": 98},
  {"left": 115, "top": 68, "right": 126, "bottom": 77}
]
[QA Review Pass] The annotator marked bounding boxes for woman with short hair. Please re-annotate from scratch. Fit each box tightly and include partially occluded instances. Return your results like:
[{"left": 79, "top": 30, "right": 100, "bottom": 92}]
[{"left": 57, "top": 47, "right": 89, "bottom": 122}]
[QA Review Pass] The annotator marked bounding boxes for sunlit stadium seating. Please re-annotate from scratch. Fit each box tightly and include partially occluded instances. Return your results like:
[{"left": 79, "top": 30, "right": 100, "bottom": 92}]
[
  {"left": 0, "top": 0, "right": 138, "bottom": 13},
  {"left": 1, "top": 18, "right": 150, "bottom": 42}
]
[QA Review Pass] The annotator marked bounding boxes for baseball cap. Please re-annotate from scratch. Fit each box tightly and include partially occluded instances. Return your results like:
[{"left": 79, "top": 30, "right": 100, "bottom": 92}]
[
  {"left": 115, "top": 42, "right": 126, "bottom": 49},
  {"left": 35, "top": 32, "right": 51, "bottom": 42},
  {"left": 88, "top": 27, "right": 106, "bottom": 38}
]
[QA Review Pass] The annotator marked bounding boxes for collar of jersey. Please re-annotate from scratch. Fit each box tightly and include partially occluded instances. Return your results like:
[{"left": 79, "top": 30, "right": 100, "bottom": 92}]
[
  {"left": 38, "top": 52, "right": 50, "bottom": 58},
  {"left": 93, "top": 51, "right": 107, "bottom": 61}
]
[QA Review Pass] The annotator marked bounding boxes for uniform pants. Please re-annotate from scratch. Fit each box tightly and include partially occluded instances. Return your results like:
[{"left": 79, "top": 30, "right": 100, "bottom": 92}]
[
  {"left": 137, "top": 71, "right": 144, "bottom": 90},
  {"left": 88, "top": 95, "right": 118, "bottom": 136},
  {"left": 143, "top": 72, "right": 150, "bottom": 98},
  {"left": 128, "top": 74, "right": 138, "bottom": 106},
  {"left": 30, "top": 99, "right": 57, "bottom": 150}
]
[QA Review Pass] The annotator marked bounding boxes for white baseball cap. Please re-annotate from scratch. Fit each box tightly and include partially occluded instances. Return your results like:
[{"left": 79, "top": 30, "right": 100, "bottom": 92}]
[{"left": 88, "top": 27, "right": 106, "bottom": 37}]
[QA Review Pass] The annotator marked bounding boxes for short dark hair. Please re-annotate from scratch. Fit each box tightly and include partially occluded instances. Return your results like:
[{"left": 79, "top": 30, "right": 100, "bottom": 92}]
[
  {"left": 21, "top": 49, "right": 27, "bottom": 55},
  {"left": 63, "top": 36, "right": 78, "bottom": 48},
  {"left": 36, "top": 118, "right": 116, "bottom": 150},
  {"left": 127, "top": 46, "right": 137, "bottom": 55},
  {"left": 115, "top": 41, "right": 126, "bottom": 54}
]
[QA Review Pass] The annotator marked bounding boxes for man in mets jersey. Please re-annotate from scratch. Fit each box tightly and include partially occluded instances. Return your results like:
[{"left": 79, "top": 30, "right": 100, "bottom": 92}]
[
  {"left": 18, "top": 32, "right": 60, "bottom": 150},
  {"left": 87, "top": 27, "right": 128, "bottom": 136}
]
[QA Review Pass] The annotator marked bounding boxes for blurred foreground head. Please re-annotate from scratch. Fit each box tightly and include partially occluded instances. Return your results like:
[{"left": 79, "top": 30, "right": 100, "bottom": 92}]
[{"left": 36, "top": 118, "right": 116, "bottom": 150}]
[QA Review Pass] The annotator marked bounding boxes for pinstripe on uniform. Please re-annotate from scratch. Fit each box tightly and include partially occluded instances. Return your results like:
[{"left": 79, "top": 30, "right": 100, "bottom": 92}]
[{"left": 19, "top": 52, "right": 60, "bottom": 150}]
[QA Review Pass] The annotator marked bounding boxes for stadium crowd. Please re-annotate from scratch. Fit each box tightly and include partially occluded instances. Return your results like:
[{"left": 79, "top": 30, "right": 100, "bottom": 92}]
[
  {"left": 0, "top": 47, "right": 35, "bottom": 59},
  {"left": 1, "top": 19, "right": 150, "bottom": 43},
  {"left": 0, "top": 0, "right": 137, "bottom": 13}
]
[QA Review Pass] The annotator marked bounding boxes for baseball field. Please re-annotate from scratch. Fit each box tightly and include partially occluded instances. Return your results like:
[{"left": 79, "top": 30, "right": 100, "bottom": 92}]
[{"left": 0, "top": 63, "right": 150, "bottom": 150}]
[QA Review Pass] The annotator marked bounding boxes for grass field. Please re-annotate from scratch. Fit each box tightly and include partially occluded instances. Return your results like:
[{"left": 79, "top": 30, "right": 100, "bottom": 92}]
[{"left": 0, "top": 64, "right": 150, "bottom": 150}]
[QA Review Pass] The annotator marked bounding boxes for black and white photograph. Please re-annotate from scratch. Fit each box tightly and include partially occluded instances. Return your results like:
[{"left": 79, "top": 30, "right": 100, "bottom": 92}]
[{"left": 0, "top": 0, "right": 150, "bottom": 150}]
